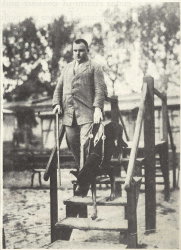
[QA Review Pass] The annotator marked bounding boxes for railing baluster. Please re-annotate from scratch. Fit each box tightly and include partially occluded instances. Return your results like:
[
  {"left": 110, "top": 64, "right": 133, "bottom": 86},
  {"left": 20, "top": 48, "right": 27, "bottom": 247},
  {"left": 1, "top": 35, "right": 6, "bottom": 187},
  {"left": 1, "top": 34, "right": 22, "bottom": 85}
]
[
  {"left": 43, "top": 125, "right": 65, "bottom": 243},
  {"left": 161, "top": 95, "right": 170, "bottom": 200},
  {"left": 50, "top": 164, "right": 58, "bottom": 243},
  {"left": 167, "top": 114, "right": 177, "bottom": 189}
]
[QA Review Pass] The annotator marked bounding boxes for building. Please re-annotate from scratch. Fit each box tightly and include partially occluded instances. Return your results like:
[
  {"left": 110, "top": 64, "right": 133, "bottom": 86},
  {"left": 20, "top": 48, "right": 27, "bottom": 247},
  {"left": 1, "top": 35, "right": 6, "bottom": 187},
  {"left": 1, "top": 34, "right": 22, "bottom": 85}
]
[{"left": 3, "top": 94, "right": 180, "bottom": 152}]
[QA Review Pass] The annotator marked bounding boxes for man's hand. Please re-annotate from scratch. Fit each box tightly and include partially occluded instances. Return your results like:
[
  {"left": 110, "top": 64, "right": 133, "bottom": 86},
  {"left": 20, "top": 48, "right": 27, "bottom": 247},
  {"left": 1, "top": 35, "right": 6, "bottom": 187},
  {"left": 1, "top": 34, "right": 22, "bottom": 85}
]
[
  {"left": 53, "top": 105, "right": 62, "bottom": 115},
  {"left": 94, "top": 107, "right": 103, "bottom": 124}
]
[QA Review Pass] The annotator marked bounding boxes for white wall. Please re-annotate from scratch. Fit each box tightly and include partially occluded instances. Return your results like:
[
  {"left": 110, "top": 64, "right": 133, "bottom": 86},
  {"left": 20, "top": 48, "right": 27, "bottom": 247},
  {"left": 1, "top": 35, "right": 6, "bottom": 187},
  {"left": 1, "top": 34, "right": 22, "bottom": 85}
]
[{"left": 3, "top": 114, "right": 16, "bottom": 141}]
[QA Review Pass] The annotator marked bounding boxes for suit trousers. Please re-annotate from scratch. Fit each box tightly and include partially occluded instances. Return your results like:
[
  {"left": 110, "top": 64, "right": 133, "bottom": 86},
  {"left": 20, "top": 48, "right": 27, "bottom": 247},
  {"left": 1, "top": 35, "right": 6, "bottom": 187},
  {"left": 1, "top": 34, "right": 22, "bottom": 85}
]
[{"left": 65, "top": 113, "right": 92, "bottom": 170}]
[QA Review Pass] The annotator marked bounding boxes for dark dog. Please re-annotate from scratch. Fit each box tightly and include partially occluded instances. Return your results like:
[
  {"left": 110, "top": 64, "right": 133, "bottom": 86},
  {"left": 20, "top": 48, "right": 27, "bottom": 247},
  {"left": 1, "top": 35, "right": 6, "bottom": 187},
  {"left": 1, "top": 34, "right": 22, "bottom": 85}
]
[{"left": 71, "top": 121, "right": 128, "bottom": 219}]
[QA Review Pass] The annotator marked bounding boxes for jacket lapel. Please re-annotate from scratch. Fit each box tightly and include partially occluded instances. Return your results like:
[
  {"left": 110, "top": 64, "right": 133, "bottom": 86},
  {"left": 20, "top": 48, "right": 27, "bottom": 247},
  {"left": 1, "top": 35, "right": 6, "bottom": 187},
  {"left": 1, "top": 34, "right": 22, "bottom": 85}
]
[
  {"left": 78, "top": 60, "right": 90, "bottom": 74},
  {"left": 73, "top": 60, "right": 90, "bottom": 80}
]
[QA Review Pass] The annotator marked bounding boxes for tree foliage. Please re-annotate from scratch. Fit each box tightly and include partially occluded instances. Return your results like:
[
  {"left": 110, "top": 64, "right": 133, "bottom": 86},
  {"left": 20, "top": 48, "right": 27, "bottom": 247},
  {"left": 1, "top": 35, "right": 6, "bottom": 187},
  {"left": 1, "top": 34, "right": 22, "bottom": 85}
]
[
  {"left": 3, "top": 16, "right": 75, "bottom": 101},
  {"left": 47, "top": 17, "right": 75, "bottom": 82},
  {"left": 89, "top": 3, "right": 180, "bottom": 94},
  {"left": 3, "top": 3, "right": 180, "bottom": 101},
  {"left": 138, "top": 3, "right": 180, "bottom": 91}
]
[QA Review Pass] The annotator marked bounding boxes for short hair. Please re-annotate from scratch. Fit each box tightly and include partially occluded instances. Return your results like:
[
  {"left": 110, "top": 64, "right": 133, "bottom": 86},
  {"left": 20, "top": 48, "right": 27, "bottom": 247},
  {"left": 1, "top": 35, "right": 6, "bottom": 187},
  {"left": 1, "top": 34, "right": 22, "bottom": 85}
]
[{"left": 74, "top": 39, "right": 89, "bottom": 50}]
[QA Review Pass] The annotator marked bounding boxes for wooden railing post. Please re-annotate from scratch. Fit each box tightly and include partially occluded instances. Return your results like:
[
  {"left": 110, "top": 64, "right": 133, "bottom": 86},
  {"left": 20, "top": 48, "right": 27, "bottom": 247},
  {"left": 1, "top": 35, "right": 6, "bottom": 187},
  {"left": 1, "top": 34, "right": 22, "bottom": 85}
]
[
  {"left": 144, "top": 76, "right": 156, "bottom": 232},
  {"left": 161, "top": 95, "right": 170, "bottom": 200},
  {"left": 167, "top": 115, "right": 177, "bottom": 189},
  {"left": 127, "top": 181, "right": 137, "bottom": 248},
  {"left": 50, "top": 166, "right": 58, "bottom": 242}
]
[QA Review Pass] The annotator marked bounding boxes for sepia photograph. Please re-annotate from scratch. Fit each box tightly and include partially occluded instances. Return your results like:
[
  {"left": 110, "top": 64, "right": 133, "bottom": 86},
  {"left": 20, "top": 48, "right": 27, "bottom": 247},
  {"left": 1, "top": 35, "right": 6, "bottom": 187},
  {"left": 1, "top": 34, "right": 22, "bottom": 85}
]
[{"left": 1, "top": 0, "right": 180, "bottom": 249}]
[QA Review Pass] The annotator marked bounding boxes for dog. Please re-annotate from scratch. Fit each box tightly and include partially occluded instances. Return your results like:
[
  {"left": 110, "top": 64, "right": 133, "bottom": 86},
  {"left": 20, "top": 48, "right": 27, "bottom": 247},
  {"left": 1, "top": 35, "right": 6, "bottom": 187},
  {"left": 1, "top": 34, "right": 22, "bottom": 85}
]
[{"left": 71, "top": 121, "right": 128, "bottom": 219}]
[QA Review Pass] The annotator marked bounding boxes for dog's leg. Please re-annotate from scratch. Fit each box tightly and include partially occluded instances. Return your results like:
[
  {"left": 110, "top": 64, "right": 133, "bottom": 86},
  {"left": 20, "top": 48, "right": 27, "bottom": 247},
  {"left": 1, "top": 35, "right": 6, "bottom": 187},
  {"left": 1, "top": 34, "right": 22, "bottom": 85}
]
[
  {"left": 106, "top": 169, "right": 116, "bottom": 201},
  {"left": 91, "top": 180, "right": 97, "bottom": 220},
  {"left": 110, "top": 173, "right": 116, "bottom": 201}
]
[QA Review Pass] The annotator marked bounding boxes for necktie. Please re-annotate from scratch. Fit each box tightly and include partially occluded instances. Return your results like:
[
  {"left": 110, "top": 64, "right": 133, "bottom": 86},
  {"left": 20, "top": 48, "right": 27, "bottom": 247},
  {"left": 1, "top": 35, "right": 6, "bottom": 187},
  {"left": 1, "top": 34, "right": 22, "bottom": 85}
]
[{"left": 74, "top": 62, "right": 79, "bottom": 74}]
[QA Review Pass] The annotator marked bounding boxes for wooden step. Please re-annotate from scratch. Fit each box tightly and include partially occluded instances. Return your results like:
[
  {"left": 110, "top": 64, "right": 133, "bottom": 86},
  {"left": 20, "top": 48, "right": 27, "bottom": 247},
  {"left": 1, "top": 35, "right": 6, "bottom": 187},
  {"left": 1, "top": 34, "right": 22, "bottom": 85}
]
[
  {"left": 111, "top": 157, "right": 145, "bottom": 166},
  {"left": 142, "top": 181, "right": 164, "bottom": 185},
  {"left": 125, "top": 140, "right": 166, "bottom": 149},
  {"left": 56, "top": 217, "right": 128, "bottom": 232},
  {"left": 72, "top": 176, "right": 126, "bottom": 186},
  {"left": 45, "top": 240, "right": 126, "bottom": 249},
  {"left": 96, "top": 176, "right": 141, "bottom": 184},
  {"left": 64, "top": 196, "right": 127, "bottom": 207},
  {"left": 33, "top": 168, "right": 46, "bottom": 172},
  {"left": 96, "top": 176, "right": 125, "bottom": 184},
  {"left": 155, "top": 174, "right": 163, "bottom": 177},
  {"left": 141, "top": 177, "right": 164, "bottom": 185}
]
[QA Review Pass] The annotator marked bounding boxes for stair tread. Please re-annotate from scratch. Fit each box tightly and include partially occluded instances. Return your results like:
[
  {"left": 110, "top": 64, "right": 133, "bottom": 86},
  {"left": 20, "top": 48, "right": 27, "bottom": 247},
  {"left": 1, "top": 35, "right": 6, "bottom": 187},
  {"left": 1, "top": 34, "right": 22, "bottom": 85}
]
[
  {"left": 125, "top": 140, "right": 166, "bottom": 149},
  {"left": 56, "top": 217, "right": 128, "bottom": 232},
  {"left": 111, "top": 157, "right": 145, "bottom": 165},
  {"left": 96, "top": 176, "right": 125, "bottom": 184},
  {"left": 45, "top": 240, "right": 126, "bottom": 249},
  {"left": 33, "top": 168, "right": 46, "bottom": 172},
  {"left": 73, "top": 175, "right": 164, "bottom": 185},
  {"left": 64, "top": 196, "right": 127, "bottom": 206},
  {"left": 72, "top": 176, "right": 126, "bottom": 185},
  {"left": 96, "top": 176, "right": 141, "bottom": 184}
]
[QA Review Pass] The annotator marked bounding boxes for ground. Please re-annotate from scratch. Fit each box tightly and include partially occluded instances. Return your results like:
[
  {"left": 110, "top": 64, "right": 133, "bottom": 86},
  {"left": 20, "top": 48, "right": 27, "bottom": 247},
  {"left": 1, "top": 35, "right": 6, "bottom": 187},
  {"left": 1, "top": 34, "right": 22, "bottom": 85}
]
[{"left": 3, "top": 169, "right": 180, "bottom": 249}]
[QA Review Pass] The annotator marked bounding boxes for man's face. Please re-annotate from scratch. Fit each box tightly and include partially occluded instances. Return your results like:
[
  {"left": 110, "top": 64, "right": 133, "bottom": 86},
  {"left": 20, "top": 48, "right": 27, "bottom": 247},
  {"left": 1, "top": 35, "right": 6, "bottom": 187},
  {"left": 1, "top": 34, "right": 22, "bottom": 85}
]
[{"left": 73, "top": 42, "right": 88, "bottom": 63}]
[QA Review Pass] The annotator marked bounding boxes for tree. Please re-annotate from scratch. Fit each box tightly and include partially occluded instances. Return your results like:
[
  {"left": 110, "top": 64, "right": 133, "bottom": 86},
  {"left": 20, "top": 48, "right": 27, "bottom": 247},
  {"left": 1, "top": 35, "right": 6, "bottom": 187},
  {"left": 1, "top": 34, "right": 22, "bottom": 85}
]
[
  {"left": 89, "top": 7, "right": 139, "bottom": 95},
  {"left": 3, "top": 18, "right": 48, "bottom": 100},
  {"left": 47, "top": 16, "right": 76, "bottom": 83},
  {"left": 138, "top": 3, "right": 180, "bottom": 92},
  {"left": 3, "top": 16, "right": 76, "bottom": 101}
]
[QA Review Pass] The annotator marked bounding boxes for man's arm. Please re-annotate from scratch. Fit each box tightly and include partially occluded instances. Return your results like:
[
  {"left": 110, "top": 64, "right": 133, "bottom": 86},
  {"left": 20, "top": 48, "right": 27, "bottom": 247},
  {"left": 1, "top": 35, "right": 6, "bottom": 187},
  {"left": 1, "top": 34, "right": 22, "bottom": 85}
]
[
  {"left": 52, "top": 73, "right": 64, "bottom": 114},
  {"left": 93, "top": 63, "right": 107, "bottom": 123},
  {"left": 93, "top": 63, "right": 107, "bottom": 109}
]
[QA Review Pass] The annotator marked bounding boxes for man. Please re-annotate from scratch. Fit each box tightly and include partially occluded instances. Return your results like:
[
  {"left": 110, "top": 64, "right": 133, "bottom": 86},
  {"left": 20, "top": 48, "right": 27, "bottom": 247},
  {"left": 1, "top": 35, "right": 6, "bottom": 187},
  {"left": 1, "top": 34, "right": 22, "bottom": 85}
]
[{"left": 52, "top": 38, "right": 107, "bottom": 173}]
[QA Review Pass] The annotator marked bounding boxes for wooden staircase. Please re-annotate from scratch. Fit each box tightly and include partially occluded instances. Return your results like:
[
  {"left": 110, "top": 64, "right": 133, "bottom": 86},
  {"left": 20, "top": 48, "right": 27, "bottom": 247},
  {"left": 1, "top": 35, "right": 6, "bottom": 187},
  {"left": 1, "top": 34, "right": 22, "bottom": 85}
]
[
  {"left": 44, "top": 150, "right": 144, "bottom": 248},
  {"left": 43, "top": 76, "right": 175, "bottom": 248},
  {"left": 47, "top": 162, "right": 142, "bottom": 248}
]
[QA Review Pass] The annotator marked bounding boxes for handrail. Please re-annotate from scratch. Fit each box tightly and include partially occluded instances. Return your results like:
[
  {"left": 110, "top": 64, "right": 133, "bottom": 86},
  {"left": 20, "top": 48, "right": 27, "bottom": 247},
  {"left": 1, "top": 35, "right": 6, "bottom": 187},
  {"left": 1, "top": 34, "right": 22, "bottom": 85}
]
[
  {"left": 154, "top": 88, "right": 166, "bottom": 101},
  {"left": 44, "top": 125, "right": 65, "bottom": 181},
  {"left": 124, "top": 81, "right": 148, "bottom": 190}
]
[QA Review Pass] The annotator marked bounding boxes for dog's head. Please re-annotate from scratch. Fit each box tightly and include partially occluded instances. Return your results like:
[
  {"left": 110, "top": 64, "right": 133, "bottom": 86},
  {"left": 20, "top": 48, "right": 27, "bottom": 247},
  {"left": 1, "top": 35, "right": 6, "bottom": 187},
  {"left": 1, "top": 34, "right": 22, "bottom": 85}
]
[{"left": 105, "top": 122, "right": 128, "bottom": 156}]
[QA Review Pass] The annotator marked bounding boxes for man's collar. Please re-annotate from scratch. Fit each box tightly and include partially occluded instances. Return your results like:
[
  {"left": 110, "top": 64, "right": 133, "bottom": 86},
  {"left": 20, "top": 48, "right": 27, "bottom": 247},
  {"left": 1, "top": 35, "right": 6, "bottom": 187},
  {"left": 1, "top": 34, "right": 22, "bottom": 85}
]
[{"left": 74, "top": 58, "right": 89, "bottom": 65}]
